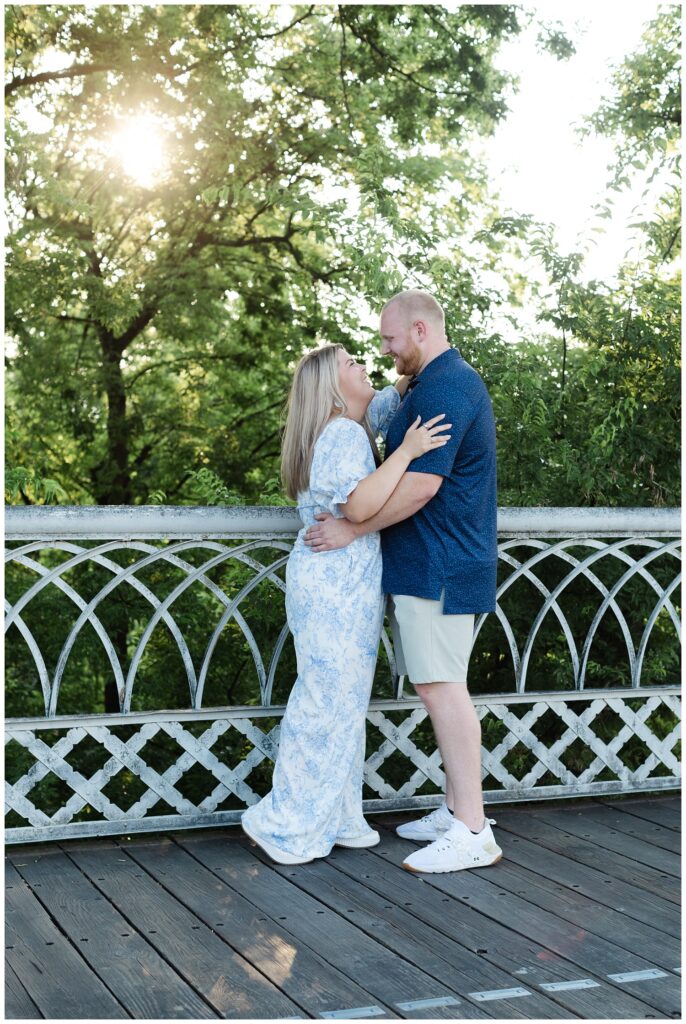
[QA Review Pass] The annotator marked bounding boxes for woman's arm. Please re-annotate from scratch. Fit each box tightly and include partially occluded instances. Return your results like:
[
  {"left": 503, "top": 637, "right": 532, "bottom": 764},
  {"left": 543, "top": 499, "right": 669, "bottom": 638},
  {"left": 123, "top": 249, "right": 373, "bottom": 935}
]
[
  {"left": 343, "top": 415, "right": 449, "bottom": 523},
  {"left": 367, "top": 384, "right": 400, "bottom": 439},
  {"left": 394, "top": 375, "right": 412, "bottom": 397},
  {"left": 306, "top": 471, "right": 443, "bottom": 550}
]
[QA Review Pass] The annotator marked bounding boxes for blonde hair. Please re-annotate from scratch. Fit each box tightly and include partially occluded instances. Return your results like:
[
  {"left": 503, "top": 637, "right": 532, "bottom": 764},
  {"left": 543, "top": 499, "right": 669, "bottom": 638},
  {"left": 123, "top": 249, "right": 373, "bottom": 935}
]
[
  {"left": 382, "top": 289, "right": 446, "bottom": 332},
  {"left": 281, "top": 344, "right": 379, "bottom": 499}
]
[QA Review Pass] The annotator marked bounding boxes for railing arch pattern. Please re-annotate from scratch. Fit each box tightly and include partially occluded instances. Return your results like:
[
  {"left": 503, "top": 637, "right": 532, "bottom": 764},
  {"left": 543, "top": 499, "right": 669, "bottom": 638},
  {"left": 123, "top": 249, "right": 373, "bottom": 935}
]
[{"left": 4, "top": 505, "right": 681, "bottom": 843}]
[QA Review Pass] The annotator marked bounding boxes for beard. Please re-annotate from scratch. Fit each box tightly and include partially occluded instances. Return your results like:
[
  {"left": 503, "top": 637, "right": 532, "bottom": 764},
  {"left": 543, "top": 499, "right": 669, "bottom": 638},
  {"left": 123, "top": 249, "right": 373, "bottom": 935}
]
[{"left": 395, "top": 341, "right": 423, "bottom": 377}]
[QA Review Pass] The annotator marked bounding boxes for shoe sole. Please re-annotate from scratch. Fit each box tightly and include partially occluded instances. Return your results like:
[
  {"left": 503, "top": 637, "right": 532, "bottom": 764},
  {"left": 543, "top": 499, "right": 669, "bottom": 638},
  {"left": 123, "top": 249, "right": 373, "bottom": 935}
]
[
  {"left": 241, "top": 820, "right": 314, "bottom": 865},
  {"left": 402, "top": 853, "right": 503, "bottom": 873},
  {"left": 395, "top": 828, "right": 445, "bottom": 842},
  {"left": 334, "top": 833, "right": 380, "bottom": 848}
]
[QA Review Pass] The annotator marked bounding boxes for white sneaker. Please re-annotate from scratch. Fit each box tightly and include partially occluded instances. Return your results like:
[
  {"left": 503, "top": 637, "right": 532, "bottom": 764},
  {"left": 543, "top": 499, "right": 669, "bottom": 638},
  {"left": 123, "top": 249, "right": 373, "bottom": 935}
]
[
  {"left": 402, "top": 817, "right": 501, "bottom": 873},
  {"left": 334, "top": 829, "right": 380, "bottom": 849},
  {"left": 395, "top": 802, "right": 454, "bottom": 842},
  {"left": 241, "top": 817, "right": 314, "bottom": 865}
]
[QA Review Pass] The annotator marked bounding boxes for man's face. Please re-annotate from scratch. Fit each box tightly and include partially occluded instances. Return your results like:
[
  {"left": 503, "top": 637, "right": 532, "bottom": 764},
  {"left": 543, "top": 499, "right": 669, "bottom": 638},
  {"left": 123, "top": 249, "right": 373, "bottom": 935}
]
[{"left": 379, "top": 306, "right": 423, "bottom": 377}]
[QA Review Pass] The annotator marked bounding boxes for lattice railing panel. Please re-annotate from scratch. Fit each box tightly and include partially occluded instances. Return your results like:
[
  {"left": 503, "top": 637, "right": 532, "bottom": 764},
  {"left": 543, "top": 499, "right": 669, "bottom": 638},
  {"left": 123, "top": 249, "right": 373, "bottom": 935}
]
[
  {"left": 5, "top": 507, "right": 681, "bottom": 841},
  {"left": 5, "top": 691, "right": 680, "bottom": 843}
]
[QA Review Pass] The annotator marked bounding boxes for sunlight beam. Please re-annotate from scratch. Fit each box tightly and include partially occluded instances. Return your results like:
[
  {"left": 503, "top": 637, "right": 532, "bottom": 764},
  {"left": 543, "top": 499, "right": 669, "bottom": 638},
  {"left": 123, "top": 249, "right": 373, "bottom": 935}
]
[{"left": 109, "top": 114, "right": 167, "bottom": 188}]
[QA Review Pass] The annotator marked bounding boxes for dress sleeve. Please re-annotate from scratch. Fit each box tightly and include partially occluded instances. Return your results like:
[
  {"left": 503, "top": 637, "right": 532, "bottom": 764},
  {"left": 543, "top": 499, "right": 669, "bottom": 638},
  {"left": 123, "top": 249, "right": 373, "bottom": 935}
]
[
  {"left": 367, "top": 386, "right": 400, "bottom": 440},
  {"left": 310, "top": 419, "right": 373, "bottom": 510}
]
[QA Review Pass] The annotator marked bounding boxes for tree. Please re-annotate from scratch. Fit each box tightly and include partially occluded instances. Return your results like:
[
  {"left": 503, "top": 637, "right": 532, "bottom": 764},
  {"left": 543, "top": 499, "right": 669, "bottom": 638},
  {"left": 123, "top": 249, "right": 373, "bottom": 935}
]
[
  {"left": 473, "top": 6, "right": 680, "bottom": 509},
  {"left": 6, "top": 3, "right": 522, "bottom": 504},
  {"left": 585, "top": 5, "right": 680, "bottom": 183}
]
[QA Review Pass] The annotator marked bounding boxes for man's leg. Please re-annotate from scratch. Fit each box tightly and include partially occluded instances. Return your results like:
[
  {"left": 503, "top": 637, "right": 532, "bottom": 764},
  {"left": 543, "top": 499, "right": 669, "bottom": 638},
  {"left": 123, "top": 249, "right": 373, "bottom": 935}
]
[
  {"left": 416, "top": 681, "right": 484, "bottom": 832},
  {"left": 392, "top": 595, "right": 490, "bottom": 841},
  {"left": 403, "top": 678, "right": 501, "bottom": 872}
]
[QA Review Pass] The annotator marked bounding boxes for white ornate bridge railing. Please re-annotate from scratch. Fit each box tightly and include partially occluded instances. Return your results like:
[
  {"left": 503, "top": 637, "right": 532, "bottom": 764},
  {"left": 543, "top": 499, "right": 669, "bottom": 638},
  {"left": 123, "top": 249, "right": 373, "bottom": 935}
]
[{"left": 5, "top": 506, "right": 681, "bottom": 844}]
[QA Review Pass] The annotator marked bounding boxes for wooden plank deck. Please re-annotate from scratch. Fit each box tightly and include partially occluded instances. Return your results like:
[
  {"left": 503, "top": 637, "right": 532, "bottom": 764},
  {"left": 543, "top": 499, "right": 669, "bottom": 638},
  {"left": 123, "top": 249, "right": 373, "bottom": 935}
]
[{"left": 5, "top": 794, "right": 681, "bottom": 1020}]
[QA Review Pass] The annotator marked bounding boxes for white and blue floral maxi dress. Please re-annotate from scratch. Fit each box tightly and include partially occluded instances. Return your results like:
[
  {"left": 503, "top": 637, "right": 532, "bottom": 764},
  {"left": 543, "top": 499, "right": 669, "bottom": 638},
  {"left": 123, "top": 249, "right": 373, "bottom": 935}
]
[{"left": 241, "top": 387, "right": 400, "bottom": 860}]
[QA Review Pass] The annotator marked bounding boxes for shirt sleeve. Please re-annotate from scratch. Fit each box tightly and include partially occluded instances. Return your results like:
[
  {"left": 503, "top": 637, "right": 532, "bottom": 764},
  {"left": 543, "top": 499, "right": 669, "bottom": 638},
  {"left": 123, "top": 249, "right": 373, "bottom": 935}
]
[
  {"left": 406, "top": 388, "right": 483, "bottom": 477},
  {"left": 367, "top": 386, "right": 400, "bottom": 440},
  {"left": 310, "top": 418, "right": 372, "bottom": 509}
]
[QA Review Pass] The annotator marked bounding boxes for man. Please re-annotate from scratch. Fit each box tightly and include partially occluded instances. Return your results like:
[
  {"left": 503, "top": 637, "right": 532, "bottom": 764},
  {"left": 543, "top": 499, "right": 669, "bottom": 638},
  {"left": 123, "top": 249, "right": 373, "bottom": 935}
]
[{"left": 304, "top": 289, "right": 501, "bottom": 873}]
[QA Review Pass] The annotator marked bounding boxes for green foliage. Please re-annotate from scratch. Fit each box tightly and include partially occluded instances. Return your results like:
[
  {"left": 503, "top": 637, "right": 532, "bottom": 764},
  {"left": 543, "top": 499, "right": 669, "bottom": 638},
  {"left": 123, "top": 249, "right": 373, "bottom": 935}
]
[
  {"left": 5, "top": 3, "right": 521, "bottom": 506},
  {"left": 475, "top": 250, "right": 680, "bottom": 508},
  {"left": 584, "top": 7, "right": 680, "bottom": 181},
  {"left": 186, "top": 468, "right": 245, "bottom": 507},
  {"left": 536, "top": 23, "right": 576, "bottom": 61},
  {"left": 5, "top": 467, "right": 68, "bottom": 504},
  {"left": 473, "top": 4, "right": 681, "bottom": 508},
  {"left": 6, "top": 6, "right": 678, "bottom": 513}
]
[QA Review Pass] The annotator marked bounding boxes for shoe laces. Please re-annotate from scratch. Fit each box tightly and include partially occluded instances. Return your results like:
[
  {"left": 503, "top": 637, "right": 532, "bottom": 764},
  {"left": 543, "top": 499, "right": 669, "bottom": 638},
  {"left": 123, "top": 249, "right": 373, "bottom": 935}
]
[
  {"left": 433, "top": 831, "right": 471, "bottom": 855},
  {"left": 435, "top": 817, "right": 496, "bottom": 853}
]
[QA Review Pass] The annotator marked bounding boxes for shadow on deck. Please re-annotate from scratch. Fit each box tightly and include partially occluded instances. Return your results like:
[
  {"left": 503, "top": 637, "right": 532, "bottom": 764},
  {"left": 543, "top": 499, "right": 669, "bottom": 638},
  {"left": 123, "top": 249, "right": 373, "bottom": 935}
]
[{"left": 5, "top": 794, "right": 681, "bottom": 1020}]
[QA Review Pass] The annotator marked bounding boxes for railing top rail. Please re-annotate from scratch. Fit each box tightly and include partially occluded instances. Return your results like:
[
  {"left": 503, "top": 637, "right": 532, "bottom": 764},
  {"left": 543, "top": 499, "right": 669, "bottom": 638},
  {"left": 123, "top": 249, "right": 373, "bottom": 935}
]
[
  {"left": 4, "top": 504, "right": 682, "bottom": 540},
  {"left": 5, "top": 685, "right": 682, "bottom": 730}
]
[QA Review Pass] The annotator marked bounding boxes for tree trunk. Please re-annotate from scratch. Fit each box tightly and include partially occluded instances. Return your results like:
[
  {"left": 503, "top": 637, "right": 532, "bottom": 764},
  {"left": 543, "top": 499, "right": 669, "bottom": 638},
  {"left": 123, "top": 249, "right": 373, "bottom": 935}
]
[
  {"left": 92, "top": 334, "right": 132, "bottom": 505},
  {"left": 105, "top": 619, "right": 127, "bottom": 714}
]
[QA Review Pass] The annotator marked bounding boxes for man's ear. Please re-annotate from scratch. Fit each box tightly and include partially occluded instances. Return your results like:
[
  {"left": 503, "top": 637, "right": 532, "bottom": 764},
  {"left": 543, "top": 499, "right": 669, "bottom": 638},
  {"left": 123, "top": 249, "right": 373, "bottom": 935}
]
[{"left": 413, "top": 319, "right": 428, "bottom": 342}]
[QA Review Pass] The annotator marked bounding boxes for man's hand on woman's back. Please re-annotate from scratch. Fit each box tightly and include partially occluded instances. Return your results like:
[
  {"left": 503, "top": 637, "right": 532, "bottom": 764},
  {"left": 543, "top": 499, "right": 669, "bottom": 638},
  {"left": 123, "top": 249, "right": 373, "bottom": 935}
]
[{"left": 304, "top": 513, "right": 359, "bottom": 551}]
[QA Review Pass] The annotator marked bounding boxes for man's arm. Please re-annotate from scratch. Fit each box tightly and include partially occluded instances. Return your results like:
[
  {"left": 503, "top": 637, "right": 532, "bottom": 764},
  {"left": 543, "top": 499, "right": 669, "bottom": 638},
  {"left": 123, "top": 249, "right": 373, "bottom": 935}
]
[{"left": 304, "top": 471, "right": 442, "bottom": 551}]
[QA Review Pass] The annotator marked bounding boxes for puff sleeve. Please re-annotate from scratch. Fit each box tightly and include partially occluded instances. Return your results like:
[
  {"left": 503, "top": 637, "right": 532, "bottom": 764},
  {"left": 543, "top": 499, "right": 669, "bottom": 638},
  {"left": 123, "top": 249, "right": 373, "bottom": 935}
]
[
  {"left": 367, "top": 386, "right": 400, "bottom": 440},
  {"left": 309, "top": 418, "right": 374, "bottom": 512}
]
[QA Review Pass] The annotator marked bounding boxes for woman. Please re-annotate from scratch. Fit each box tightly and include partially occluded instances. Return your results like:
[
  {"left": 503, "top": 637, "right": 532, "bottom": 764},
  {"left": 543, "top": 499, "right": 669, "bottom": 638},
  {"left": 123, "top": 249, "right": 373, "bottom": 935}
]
[{"left": 241, "top": 344, "right": 450, "bottom": 864}]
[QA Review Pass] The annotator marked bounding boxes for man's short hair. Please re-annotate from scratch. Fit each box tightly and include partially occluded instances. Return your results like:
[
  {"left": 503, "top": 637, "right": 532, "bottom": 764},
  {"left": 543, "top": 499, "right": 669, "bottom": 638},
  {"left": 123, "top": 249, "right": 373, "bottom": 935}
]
[{"left": 382, "top": 289, "right": 445, "bottom": 331}]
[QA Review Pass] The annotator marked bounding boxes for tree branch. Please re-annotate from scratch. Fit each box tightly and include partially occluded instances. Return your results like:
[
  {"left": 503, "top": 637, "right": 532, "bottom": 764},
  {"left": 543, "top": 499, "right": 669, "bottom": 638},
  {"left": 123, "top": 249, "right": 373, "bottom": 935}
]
[
  {"left": 227, "top": 396, "right": 285, "bottom": 432},
  {"left": 342, "top": 17, "right": 470, "bottom": 99},
  {"left": 132, "top": 430, "right": 173, "bottom": 469},
  {"left": 337, "top": 7, "right": 355, "bottom": 136},
  {"left": 47, "top": 313, "right": 95, "bottom": 325},
  {"left": 249, "top": 5, "right": 317, "bottom": 40},
  {"left": 660, "top": 224, "right": 681, "bottom": 263},
  {"left": 5, "top": 62, "right": 115, "bottom": 97},
  {"left": 283, "top": 237, "right": 348, "bottom": 282},
  {"left": 250, "top": 428, "right": 282, "bottom": 457},
  {"left": 193, "top": 224, "right": 300, "bottom": 251},
  {"left": 170, "top": 7, "right": 318, "bottom": 80},
  {"left": 116, "top": 306, "right": 159, "bottom": 351}
]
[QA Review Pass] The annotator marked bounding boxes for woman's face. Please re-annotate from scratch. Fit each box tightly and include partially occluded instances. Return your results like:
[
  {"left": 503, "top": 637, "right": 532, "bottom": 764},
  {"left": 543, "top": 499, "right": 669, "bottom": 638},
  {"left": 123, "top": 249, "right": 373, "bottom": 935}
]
[{"left": 336, "top": 349, "right": 374, "bottom": 409}]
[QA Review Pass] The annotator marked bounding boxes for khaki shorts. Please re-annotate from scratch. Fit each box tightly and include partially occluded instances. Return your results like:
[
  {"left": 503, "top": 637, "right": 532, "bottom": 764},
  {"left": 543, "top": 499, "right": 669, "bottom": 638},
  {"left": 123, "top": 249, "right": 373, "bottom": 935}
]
[{"left": 389, "top": 591, "right": 475, "bottom": 685}]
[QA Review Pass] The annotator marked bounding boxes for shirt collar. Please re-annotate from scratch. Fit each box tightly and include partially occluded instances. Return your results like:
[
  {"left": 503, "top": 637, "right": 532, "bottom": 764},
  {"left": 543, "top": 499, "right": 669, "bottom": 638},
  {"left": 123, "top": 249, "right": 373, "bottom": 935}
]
[{"left": 407, "top": 346, "right": 460, "bottom": 390}]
